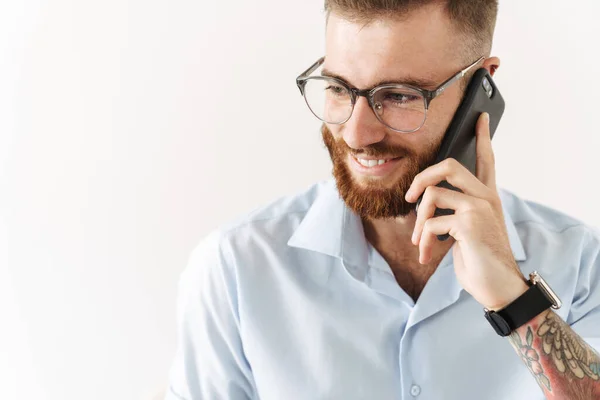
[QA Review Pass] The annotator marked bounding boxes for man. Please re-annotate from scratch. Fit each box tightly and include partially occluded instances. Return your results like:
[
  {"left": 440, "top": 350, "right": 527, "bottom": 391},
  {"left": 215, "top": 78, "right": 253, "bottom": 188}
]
[{"left": 165, "top": 1, "right": 600, "bottom": 399}]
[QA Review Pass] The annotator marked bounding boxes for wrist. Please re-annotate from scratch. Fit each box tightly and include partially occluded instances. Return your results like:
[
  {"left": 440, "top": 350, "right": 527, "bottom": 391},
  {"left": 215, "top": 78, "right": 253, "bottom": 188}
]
[
  {"left": 484, "top": 276, "right": 530, "bottom": 312},
  {"left": 484, "top": 271, "right": 562, "bottom": 337}
]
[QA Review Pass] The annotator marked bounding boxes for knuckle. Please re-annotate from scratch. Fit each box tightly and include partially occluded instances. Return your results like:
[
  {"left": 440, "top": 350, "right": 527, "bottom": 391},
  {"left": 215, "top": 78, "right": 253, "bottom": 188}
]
[
  {"left": 488, "top": 194, "right": 502, "bottom": 209},
  {"left": 462, "top": 209, "right": 477, "bottom": 227},
  {"left": 423, "top": 218, "right": 434, "bottom": 231},
  {"left": 481, "top": 197, "right": 497, "bottom": 214},
  {"left": 445, "top": 158, "right": 459, "bottom": 171},
  {"left": 423, "top": 185, "right": 438, "bottom": 200},
  {"left": 471, "top": 197, "right": 488, "bottom": 211}
]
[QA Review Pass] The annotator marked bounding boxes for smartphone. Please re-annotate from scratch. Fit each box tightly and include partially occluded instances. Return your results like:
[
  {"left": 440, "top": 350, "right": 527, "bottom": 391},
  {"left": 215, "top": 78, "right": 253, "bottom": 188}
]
[{"left": 415, "top": 67, "right": 505, "bottom": 241}]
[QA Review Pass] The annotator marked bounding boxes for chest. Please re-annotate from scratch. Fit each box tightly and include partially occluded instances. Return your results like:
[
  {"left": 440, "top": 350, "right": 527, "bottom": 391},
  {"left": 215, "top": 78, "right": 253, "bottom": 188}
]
[
  {"left": 241, "top": 285, "right": 542, "bottom": 400},
  {"left": 385, "top": 251, "right": 447, "bottom": 302}
]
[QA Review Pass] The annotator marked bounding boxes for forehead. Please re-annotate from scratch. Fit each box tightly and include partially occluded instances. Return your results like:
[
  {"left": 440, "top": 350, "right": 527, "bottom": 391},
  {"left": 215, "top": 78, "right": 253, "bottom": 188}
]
[{"left": 324, "top": 6, "right": 463, "bottom": 89}]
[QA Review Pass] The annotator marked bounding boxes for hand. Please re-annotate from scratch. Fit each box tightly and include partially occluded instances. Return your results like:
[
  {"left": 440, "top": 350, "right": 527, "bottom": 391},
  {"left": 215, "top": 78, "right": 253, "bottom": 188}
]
[{"left": 404, "top": 113, "right": 529, "bottom": 311}]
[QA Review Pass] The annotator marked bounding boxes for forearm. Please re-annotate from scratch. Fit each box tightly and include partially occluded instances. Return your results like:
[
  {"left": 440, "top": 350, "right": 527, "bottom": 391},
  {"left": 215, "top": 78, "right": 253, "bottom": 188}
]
[{"left": 508, "top": 309, "right": 600, "bottom": 399}]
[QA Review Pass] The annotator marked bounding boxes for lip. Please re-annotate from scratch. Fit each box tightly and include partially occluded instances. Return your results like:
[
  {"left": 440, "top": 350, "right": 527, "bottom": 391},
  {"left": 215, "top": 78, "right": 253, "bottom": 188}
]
[{"left": 348, "top": 154, "right": 403, "bottom": 177}]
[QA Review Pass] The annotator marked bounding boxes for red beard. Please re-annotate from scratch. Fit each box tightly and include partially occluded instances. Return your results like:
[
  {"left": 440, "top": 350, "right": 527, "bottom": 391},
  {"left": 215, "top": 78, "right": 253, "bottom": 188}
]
[{"left": 321, "top": 123, "right": 439, "bottom": 220}]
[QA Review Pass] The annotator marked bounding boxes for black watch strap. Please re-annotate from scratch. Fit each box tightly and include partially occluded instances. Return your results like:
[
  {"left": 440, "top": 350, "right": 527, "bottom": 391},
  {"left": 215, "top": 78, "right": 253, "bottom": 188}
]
[{"left": 484, "top": 283, "right": 553, "bottom": 337}]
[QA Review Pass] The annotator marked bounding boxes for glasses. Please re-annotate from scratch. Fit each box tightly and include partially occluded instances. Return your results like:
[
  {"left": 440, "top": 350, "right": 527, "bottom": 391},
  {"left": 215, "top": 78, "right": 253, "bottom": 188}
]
[{"left": 296, "top": 56, "right": 485, "bottom": 133}]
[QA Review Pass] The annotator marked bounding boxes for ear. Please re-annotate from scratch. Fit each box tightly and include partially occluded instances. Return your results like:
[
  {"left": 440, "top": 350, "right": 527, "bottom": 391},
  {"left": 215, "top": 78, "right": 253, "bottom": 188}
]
[{"left": 482, "top": 56, "right": 500, "bottom": 76}]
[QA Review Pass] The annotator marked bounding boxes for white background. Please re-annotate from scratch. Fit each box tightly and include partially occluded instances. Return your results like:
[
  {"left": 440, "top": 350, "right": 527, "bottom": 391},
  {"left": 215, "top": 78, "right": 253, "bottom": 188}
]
[{"left": 1, "top": 1, "right": 599, "bottom": 399}]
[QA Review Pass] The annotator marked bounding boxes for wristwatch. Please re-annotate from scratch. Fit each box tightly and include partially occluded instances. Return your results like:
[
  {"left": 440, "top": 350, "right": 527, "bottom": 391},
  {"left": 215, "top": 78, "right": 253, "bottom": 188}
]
[{"left": 484, "top": 271, "right": 562, "bottom": 337}]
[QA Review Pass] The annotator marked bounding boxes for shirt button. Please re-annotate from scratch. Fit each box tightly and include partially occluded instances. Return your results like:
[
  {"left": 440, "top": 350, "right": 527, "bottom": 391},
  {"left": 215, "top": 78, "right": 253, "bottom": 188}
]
[{"left": 410, "top": 384, "right": 421, "bottom": 397}]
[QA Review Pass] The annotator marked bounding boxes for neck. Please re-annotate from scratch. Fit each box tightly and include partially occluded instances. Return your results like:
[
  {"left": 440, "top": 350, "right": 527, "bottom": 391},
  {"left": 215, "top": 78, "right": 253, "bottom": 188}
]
[
  {"left": 362, "top": 211, "right": 455, "bottom": 269},
  {"left": 362, "top": 212, "right": 416, "bottom": 246}
]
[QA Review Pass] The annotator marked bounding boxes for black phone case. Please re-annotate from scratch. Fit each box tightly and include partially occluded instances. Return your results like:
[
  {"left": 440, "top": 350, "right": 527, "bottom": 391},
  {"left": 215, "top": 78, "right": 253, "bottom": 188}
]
[{"left": 415, "top": 67, "right": 505, "bottom": 241}]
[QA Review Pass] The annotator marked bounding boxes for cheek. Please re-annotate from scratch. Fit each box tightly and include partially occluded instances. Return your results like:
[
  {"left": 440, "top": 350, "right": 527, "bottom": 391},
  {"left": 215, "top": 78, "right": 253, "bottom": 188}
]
[
  {"left": 400, "top": 121, "right": 443, "bottom": 159},
  {"left": 325, "top": 123, "right": 342, "bottom": 139},
  {"left": 421, "top": 94, "right": 462, "bottom": 138}
]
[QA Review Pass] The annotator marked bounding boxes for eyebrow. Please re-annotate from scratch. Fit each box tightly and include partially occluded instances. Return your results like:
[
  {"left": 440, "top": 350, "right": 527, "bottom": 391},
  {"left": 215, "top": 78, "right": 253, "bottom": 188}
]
[{"left": 320, "top": 68, "right": 439, "bottom": 90}]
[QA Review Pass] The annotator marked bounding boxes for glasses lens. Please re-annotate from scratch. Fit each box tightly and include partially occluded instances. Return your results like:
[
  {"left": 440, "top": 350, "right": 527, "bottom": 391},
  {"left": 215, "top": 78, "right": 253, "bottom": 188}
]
[
  {"left": 303, "top": 78, "right": 353, "bottom": 124},
  {"left": 372, "top": 86, "right": 426, "bottom": 132}
]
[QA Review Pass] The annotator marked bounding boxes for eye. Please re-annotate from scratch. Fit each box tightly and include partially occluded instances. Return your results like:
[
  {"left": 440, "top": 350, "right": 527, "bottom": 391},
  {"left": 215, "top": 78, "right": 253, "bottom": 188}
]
[
  {"left": 384, "top": 92, "right": 420, "bottom": 104},
  {"left": 325, "top": 85, "right": 347, "bottom": 96}
]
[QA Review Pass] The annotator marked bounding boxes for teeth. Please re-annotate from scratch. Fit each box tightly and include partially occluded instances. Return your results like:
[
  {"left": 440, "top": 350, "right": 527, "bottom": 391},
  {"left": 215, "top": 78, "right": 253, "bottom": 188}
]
[{"left": 357, "top": 157, "right": 389, "bottom": 167}]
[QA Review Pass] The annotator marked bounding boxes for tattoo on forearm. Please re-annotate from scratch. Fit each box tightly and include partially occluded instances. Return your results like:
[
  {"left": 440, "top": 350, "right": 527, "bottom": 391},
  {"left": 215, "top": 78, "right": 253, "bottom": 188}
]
[
  {"left": 508, "top": 310, "right": 600, "bottom": 399},
  {"left": 510, "top": 326, "right": 553, "bottom": 391},
  {"left": 536, "top": 311, "right": 600, "bottom": 381}
]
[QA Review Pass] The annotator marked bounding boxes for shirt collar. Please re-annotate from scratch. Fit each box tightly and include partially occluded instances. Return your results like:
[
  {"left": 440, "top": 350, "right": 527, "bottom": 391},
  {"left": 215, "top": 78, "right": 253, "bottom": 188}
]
[
  {"left": 288, "top": 178, "right": 526, "bottom": 265},
  {"left": 287, "top": 179, "right": 370, "bottom": 267}
]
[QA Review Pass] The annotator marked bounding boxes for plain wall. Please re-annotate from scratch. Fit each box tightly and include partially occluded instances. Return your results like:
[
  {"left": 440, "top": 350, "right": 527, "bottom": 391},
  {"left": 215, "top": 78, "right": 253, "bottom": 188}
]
[{"left": 1, "top": 1, "right": 599, "bottom": 399}]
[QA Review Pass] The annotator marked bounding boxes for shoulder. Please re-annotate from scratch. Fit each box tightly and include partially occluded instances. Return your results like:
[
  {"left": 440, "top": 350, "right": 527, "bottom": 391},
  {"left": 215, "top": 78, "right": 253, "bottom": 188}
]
[
  {"left": 498, "top": 189, "right": 600, "bottom": 325},
  {"left": 498, "top": 187, "right": 600, "bottom": 245},
  {"left": 185, "top": 179, "right": 334, "bottom": 273}
]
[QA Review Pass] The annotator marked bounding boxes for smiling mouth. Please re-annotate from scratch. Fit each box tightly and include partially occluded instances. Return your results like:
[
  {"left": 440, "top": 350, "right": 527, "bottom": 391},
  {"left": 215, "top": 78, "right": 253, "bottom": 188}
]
[{"left": 352, "top": 155, "right": 402, "bottom": 168}]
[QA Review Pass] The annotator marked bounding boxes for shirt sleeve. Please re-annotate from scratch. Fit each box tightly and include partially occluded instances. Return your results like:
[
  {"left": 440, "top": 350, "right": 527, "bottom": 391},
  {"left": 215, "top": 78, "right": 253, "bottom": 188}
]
[
  {"left": 567, "top": 226, "right": 600, "bottom": 353},
  {"left": 165, "top": 230, "right": 256, "bottom": 400}
]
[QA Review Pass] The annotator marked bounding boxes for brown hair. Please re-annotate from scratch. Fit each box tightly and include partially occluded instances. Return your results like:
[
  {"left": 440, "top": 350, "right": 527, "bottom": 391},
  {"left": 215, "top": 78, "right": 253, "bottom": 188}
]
[{"left": 324, "top": 0, "right": 498, "bottom": 62}]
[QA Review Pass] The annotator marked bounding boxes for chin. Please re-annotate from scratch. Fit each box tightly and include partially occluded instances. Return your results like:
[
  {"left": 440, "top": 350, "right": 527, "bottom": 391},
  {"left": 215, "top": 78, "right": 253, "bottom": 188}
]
[
  {"left": 352, "top": 173, "right": 399, "bottom": 191},
  {"left": 320, "top": 123, "right": 438, "bottom": 219}
]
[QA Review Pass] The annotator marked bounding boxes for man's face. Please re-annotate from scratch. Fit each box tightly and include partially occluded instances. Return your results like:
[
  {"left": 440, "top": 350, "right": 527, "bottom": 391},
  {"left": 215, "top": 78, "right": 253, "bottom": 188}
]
[{"left": 322, "top": 5, "right": 468, "bottom": 221}]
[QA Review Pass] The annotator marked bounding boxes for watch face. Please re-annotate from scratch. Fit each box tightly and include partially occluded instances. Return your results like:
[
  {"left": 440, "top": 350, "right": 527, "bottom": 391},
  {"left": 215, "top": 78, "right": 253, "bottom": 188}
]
[{"left": 530, "top": 271, "right": 562, "bottom": 309}]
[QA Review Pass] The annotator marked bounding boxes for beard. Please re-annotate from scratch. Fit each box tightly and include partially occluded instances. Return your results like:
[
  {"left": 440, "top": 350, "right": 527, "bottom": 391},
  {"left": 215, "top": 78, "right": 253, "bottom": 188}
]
[{"left": 321, "top": 123, "right": 440, "bottom": 220}]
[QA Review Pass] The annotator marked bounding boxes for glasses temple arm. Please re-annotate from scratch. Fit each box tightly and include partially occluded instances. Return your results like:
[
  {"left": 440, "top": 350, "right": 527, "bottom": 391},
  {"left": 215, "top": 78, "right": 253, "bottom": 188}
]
[
  {"left": 432, "top": 56, "right": 486, "bottom": 98},
  {"left": 297, "top": 57, "right": 325, "bottom": 80}
]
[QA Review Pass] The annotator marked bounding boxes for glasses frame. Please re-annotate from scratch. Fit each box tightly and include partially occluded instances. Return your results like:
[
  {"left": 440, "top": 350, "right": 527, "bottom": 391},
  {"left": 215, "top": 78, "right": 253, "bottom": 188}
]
[{"left": 296, "top": 55, "right": 485, "bottom": 133}]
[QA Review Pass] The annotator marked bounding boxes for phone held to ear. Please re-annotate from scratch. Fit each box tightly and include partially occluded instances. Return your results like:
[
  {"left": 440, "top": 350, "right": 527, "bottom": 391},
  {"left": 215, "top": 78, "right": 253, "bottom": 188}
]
[{"left": 415, "top": 67, "right": 505, "bottom": 241}]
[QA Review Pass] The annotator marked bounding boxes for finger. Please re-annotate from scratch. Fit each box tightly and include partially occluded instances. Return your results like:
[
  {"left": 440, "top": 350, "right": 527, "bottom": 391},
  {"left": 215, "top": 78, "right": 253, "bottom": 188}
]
[
  {"left": 476, "top": 112, "right": 497, "bottom": 189},
  {"left": 419, "top": 214, "right": 457, "bottom": 264},
  {"left": 412, "top": 186, "right": 482, "bottom": 246},
  {"left": 405, "top": 157, "right": 490, "bottom": 204},
  {"left": 419, "top": 228, "right": 437, "bottom": 264}
]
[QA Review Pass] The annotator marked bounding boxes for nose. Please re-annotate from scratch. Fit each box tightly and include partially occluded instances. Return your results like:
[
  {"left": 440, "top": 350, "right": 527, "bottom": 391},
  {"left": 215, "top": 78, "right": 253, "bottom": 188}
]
[{"left": 341, "top": 96, "right": 386, "bottom": 150}]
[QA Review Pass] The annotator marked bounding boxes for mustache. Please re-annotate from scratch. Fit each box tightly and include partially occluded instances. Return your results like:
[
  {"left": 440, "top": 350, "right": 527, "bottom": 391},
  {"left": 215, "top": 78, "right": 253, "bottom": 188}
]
[
  {"left": 322, "top": 125, "right": 411, "bottom": 158},
  {"left": 341, "top": 141, "right": 410, "bottom": 159}
]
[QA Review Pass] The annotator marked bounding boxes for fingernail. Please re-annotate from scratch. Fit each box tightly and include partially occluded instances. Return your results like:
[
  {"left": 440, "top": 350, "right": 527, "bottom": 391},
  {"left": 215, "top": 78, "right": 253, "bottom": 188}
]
[{"left": 484, "top": 112, "right": 490, "bottom": 124}]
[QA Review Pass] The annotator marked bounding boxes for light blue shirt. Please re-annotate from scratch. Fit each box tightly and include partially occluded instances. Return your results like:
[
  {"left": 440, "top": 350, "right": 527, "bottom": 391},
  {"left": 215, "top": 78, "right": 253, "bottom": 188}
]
[{"left": 165, "top": 178, "right": 600, "bottom": 400}]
